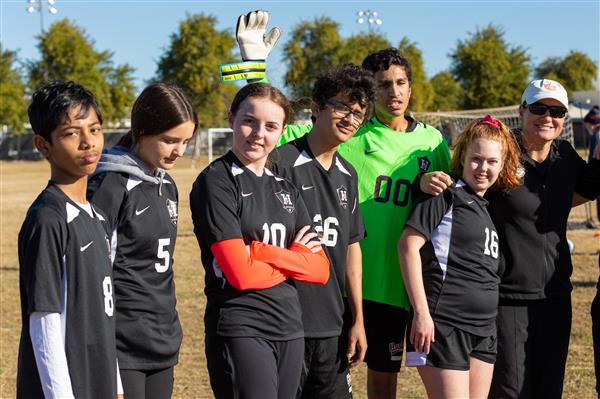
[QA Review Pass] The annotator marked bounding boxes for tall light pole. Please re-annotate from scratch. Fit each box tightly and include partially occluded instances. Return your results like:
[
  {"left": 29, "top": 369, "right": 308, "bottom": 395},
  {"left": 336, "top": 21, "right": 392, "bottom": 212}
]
[
  {"left": 356, "top": 10, "right": 383, "bottom": 32},
  {"left": 26, "top": 0, "right": 58, "bottom": 34}
]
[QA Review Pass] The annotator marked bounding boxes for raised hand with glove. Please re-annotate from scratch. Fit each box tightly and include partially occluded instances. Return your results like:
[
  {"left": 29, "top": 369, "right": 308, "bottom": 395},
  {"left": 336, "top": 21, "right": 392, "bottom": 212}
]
[{"left": 220, "top": 10, "right": 281, "bottom": 83}]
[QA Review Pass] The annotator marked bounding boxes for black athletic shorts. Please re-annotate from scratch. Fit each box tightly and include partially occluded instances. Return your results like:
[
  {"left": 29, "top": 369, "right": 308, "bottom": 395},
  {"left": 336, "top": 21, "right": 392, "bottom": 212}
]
[
  {"left": 363, "top": 299, "right": 410, "bottom": 373},
  {"left": 297, "top": 336, "right": 352, "bottom": 399},
  {"left": 405, "top": 320, "right": 496, "bottom": 370}
]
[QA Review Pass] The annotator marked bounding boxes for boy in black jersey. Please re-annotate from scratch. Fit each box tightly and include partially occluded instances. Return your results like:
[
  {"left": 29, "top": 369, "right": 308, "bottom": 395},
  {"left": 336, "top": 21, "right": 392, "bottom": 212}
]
[
  {"left": 270, "top": 65, "right": 375, "bottom": 398},
  {"left": 17, "top": 81, "right": 117, "bottom": 398}
]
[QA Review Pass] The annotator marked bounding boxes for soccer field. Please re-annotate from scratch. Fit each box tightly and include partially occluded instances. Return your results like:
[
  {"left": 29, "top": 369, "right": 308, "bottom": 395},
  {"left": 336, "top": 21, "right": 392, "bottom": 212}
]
[{"left": 1, "top": 158, "right": 598, "bottom": 398}]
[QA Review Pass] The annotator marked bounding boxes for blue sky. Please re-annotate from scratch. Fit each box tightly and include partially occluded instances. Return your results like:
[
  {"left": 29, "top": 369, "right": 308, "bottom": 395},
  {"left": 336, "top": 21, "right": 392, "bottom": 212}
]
[{"left": 1, "top": 0, "right": 599, "bottom": 93}]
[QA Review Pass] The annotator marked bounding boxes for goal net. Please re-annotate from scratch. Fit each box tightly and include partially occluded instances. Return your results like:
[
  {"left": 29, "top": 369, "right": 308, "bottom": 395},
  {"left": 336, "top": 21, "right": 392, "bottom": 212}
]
[{"left": 414, "top": 105, "right": 574, "bottom": 146}]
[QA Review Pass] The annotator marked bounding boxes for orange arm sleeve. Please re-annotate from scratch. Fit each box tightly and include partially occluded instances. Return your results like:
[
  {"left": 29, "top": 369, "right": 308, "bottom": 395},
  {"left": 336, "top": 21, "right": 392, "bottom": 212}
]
[
  {"left": 210, "top": 239, "right": 288, "bottom": 290},
  {"left": 250, "top": 241, "right": 330, "bottom": 284}
]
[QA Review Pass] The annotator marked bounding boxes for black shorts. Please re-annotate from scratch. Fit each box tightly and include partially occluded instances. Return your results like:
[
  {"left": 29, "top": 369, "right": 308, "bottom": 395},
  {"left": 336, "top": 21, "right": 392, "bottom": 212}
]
[
  {"left": 297, "top": 336, "right": 352, "bottom": 399},
  {"left": 363, "top": 299, "right": 409, "bottom": 373},
  {"left": 405, "top": 321, "right": 496, "bottom": 371}
]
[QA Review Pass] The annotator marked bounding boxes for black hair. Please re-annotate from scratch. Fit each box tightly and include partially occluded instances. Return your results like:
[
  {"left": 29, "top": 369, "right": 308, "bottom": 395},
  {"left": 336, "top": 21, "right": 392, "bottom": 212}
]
[
  {"left": 28, "top": 81, "right": 102, "bottom": 142},
  {"left": 361, "top": 48, "right": 413, "bottom": 84},
  {"left": 312, "top": 64, "right": 376, "bottom": 119},
  {"left": 230, "top": 83, "right": 292, "bottom": 125},
  {"left": 118, "top": 82, "right": 198, "bottom": 148}
]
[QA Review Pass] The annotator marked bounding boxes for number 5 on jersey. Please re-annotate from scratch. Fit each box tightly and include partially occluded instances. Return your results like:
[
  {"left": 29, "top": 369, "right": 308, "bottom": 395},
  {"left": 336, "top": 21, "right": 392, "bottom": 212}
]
[{"left": 156, "top": 238, "right": 171, "bottom": 272}]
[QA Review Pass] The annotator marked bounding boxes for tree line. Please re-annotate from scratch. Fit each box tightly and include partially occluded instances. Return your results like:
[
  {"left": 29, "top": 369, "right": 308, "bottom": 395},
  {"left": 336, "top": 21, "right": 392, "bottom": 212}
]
[{"left": 1, "top": 15, "right": 597, "bottom": 133}]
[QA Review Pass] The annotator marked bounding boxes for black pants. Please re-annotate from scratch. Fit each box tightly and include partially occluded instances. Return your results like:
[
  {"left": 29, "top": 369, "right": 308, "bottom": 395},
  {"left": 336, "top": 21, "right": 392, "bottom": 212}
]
[
  {"left": 120, "top": 367, "right": 174, "bottom": 399},
  {"left": 489, "top": 296, "right": 572, "bottom": 399},
  {"left": 206, "top": 334, "right": 304, "bottom": 399},
  {"left": 592, "top": 264, "right": 600, "bottom": 397}
]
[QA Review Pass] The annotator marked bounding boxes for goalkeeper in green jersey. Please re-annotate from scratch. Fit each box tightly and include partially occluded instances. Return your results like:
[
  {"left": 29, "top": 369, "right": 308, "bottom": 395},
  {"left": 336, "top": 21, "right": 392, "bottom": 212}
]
[{"left": 234, "top": 13, "right": 452, "bottom": 399}]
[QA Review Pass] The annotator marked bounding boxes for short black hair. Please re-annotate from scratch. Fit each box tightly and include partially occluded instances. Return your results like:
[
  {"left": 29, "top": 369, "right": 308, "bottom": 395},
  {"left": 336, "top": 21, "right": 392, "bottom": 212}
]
[
  {"left": 28, "top": 81, "right": 102, "bottom": 142},
  {"left": 361, "top": 48, "right": 412, "bottom": 84},
  {"left": 312, "top": 64, "right": 376, "bottom": 118}
]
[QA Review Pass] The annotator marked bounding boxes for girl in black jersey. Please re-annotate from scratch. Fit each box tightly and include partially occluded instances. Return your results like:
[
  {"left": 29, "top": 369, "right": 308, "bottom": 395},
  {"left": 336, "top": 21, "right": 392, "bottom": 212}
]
[
  {"left": 398, "top": 116, "right": 522, "bottom": 398},
  {"left": 190, "top": 83, "right": 330, "bottom": 399},
  {"left": 87, "top": 83, "right": 197, "bottom": 399}
]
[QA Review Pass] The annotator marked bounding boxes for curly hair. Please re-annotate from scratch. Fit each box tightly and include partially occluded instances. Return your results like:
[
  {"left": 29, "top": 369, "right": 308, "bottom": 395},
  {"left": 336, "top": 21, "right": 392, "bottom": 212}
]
[
  {"left": 312, "top": 64, "right": 376, "bottom": 119},
  {"left": 450, "top": 117, "right": 523, "bottom": 192},
  {"left": 361, "top": 48, "right": 412, "bottom": 84}
]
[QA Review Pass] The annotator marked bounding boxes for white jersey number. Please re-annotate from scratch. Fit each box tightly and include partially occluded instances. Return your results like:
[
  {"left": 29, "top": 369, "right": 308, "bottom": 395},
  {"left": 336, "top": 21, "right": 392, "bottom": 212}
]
[
  {"left": 262, "top": 223, "right": 286, "bottom": 248},
  {"left": 102, "top": 276, "right": 114, "bottom": 317},
  {"left": 313, "top": 214, "right": 339, "bottom": 247},
  {"left": 155, "top": 238, "right": 171, "bottom": 273},
  {"left": 483, "top": 228, "right": 499, "bottom": 258}
]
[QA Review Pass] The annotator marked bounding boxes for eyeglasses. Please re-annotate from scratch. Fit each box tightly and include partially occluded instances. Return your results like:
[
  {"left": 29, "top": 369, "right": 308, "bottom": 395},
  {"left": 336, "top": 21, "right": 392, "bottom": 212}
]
[
  {"left": 326, "top": 100, "right": 366, "bottom": 127},
  {"left": 526, "top": 103, "right": 568, "bottom": 118}
]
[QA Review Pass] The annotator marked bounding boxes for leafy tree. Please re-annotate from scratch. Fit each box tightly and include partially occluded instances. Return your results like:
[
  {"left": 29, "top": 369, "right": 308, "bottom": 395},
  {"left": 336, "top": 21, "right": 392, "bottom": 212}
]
[
  {"left": 535, "top": 51, "right": 597, "bottom": 96},
  {"left": 0, "top": 47, "right": 27, "bottom": 133},
  {"left": 430, "top": 71, "right": 462, "bottom": 111},
  {"left": 398, "top": 38, "right": 434, "bottom": 112},
  {"left": 155, "top": 13, "right": 238, "bottom": 129},
  {"left": 535, "top": 56, "right": 562, "bottom": 82},
  {"left": 283, "top": 17, "right": 343, "bottom": 99},
  {"left": 336, "top": 32, "right": 390, "bottom": 67},
  {"left": 28, "top": 19, "right": 135, "bottom": 124},
  {"left": 450, "top": 25, "right": 530, "bottom": 109}
]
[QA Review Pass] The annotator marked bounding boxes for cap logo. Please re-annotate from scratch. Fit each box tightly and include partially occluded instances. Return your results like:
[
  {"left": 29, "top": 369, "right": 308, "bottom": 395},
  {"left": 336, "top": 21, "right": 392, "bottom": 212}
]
[{"left": 543, "top": 81, "right": 557, "bottom": 91}]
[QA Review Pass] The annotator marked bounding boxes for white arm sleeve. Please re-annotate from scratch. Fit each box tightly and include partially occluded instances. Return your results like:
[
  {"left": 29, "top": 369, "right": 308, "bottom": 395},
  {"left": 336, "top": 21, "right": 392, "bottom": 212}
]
[
  {"left": 116, "top": 358, "right": 123, "bottom": 395},
  {"left": 30, "top": 312, "right": 75, "bottom": 399}
]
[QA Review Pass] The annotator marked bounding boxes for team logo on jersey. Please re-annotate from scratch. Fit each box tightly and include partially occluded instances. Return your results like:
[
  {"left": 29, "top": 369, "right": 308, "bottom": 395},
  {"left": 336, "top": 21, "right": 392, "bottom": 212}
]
[
  {"left": 275, "top": 190, "right": 295, "bottom": 213},
  {"left": 336, "top": 185, "right": 348, "bottom": 208},
  {"left": 417, "top": 156, "right": 431, "bottom": 172},
  {"left": 166, "top": 199, "right": 178, "bottom": 225}
]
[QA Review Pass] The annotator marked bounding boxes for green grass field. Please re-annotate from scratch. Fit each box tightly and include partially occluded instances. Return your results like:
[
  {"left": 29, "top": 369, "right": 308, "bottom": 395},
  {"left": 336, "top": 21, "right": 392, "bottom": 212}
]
[{"left": 1, "top": 158, "right": 599, "bottom": 398}]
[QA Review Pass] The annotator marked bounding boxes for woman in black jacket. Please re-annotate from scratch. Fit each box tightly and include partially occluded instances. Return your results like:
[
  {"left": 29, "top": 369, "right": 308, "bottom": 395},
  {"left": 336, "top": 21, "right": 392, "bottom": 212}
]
[{"left": 486, "top": 79, "right": 600, "bottom": 399}]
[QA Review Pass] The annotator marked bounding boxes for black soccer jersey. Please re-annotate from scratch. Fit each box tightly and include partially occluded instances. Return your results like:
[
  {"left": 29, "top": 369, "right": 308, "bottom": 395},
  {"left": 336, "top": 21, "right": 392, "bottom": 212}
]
[
  {"left": 190, "top": 151, "right": 313, "bottom": 340},
  {"left": 270, "top": 135, "right": 365, "bottom": 337},
  {"left": 406, "top": 180, "right": 500, "bottom": 336},
  {"left": 17, "top": 182, "right": 117, "bottom": 399},
  {"left": 87, "top": 169, "right": 183, "bottom": 370}
]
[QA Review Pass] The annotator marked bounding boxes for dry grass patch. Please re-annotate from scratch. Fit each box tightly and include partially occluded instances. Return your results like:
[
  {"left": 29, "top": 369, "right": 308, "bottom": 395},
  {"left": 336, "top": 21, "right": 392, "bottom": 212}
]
[{"left": 1, "top": 159, "right": 598, "bottom": 398}]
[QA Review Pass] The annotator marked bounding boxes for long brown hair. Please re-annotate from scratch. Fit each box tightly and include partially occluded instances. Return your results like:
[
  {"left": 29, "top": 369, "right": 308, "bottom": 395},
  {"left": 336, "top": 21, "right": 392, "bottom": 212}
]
[
  {"left": 118, "top": 82, "right": 198, "bottom": 148},
  {"left": 450, "top": 117, "right": 522, "bottom": 191},
  {"left": 229, "top": 83, "right": 292, "bottom": 124}
]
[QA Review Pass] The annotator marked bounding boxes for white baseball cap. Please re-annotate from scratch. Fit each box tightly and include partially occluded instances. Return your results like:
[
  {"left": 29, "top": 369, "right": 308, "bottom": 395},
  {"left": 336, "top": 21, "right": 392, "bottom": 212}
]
[{"left": 521, "top": 79, "right": 568, "bottom": 108}]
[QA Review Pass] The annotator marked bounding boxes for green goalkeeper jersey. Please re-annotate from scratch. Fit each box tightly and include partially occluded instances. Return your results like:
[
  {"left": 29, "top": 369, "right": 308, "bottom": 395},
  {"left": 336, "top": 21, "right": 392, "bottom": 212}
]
[{"left": 281, "top": 116, "right": 451, "bottom": 309}]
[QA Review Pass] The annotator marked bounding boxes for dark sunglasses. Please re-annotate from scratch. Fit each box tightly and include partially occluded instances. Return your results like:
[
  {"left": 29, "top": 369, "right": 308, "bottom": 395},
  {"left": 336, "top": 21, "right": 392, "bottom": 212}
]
[{"left": 526, "top": 103, "right": 567, "bottom": 118}]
